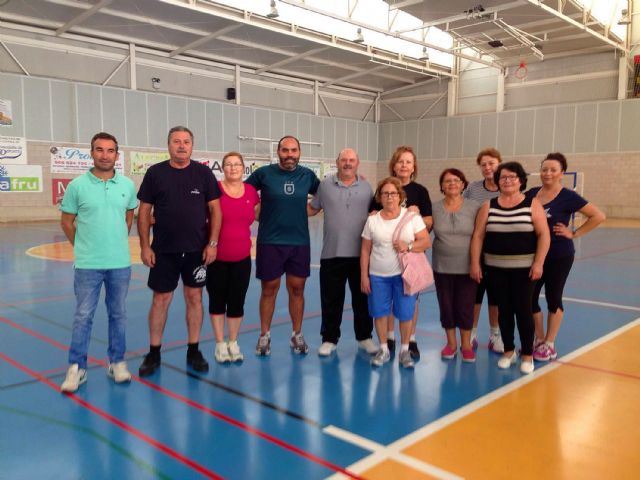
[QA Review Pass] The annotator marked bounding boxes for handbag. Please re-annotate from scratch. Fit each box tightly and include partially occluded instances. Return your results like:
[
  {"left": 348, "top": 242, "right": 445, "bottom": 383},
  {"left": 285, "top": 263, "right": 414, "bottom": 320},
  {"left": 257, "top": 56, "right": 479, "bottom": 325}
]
[{"left": 392, "top": 211, "right": 434, "bottom": 295}]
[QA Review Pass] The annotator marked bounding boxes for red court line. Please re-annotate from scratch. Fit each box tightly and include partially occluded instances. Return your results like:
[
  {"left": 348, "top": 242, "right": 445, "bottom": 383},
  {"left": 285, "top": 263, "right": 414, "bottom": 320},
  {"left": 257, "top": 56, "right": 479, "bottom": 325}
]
[
  {"left": 0, "top": 315, "right": 364, "bottom": 480},
  {"left": 576, "top": 242, "right": 640, "bottom": 262},
  {"left": 0, "top": 351, "right": 223, "bottom": 480},
  {"left": 554, "top": 359, "right": 640, "bottom": 381}
]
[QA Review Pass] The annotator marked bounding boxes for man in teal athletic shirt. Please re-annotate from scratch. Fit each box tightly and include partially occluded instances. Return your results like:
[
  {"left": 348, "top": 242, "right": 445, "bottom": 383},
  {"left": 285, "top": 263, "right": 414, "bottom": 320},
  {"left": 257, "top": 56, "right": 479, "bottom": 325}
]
[{"left": 246, "top": 136, "right": 320, "bottom": 356}]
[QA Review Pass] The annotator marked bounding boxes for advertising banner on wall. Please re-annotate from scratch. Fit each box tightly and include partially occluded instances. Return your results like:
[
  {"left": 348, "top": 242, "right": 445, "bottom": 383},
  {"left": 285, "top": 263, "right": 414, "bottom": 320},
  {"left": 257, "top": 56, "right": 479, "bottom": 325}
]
[
  {"left": 0, "top": 99, "right": 12, "bottom": 126},
  {"left": 0, "top": 164, "right": 43, "bottom": 192},
  {"left": 50, "top": 146, "right": 124, "bottom": 174},
  {"left": 129, "top": 151, "right": 168, "bottom": 175},
  {"left": 52, "top": 178, "right": 73, "bottom": 205},
  {"left": 0, "top": 136, "right": 27, "bottom": 164}
]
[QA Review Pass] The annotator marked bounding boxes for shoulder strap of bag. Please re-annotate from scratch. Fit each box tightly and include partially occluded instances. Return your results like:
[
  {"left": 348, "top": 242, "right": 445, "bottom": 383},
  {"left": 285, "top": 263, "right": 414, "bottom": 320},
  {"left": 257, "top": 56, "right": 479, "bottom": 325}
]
[{"left": 392, "top": 210, "right": 415, "bottom": 243}]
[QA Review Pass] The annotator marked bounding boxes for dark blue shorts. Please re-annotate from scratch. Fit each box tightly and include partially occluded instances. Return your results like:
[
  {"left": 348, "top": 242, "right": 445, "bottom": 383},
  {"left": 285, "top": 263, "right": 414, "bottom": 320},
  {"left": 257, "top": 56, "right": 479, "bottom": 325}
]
[{"left": 255, "top": 244, "right": 311, "bottom": 281}]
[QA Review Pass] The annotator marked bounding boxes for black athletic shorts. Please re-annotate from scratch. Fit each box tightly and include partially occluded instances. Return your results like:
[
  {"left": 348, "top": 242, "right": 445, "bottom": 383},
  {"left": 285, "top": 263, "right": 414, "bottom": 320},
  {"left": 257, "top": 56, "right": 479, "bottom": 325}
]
[{"left": 148, "top": 251, "right": 207, "bottom": 293}]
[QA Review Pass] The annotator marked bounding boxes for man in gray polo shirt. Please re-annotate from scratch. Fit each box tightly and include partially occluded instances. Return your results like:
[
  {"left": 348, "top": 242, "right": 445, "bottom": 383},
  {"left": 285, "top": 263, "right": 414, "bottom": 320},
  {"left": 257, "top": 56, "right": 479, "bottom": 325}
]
[{"left": 308, "top": 148, "right": 377, "bottom": 356}]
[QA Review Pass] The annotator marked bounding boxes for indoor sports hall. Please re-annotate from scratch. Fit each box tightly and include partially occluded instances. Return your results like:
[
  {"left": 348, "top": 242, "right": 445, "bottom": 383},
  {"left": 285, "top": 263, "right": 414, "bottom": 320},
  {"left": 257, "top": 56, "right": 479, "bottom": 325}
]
[{"left": 1, "top": 1, "right": 639, "bottom": 479}]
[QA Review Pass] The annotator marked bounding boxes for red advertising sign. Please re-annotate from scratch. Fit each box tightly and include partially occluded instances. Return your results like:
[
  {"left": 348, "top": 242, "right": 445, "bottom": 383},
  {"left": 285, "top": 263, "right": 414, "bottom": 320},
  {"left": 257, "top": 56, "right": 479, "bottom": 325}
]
[{"left": 52, "top": 178, "right": 72, "bottom": 205}]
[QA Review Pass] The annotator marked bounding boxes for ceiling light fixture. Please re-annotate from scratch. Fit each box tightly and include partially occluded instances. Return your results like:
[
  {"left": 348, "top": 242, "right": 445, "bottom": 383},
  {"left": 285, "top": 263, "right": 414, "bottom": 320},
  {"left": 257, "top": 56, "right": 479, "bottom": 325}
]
[
  {"left": 618, "top": 9, "right": 631, "bottom": 26},
  {"left": 267, "top": 0, "right": 279, "bottom": 19},
  {"left": 354, "top": 28, "right": 365, "bottom": 44},
  {"left": 419, "top": 46, "right": 429, "bottom": 61},
  {"left": 488, "top": 39, "right": 504, "bottom": 48}
]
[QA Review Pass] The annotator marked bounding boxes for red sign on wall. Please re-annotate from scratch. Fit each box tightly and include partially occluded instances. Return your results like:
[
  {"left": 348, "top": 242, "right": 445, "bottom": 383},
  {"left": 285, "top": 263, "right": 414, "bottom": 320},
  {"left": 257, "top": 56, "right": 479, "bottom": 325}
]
[{"left": 52, "top": 178, "right": 72, "bottom": 205}]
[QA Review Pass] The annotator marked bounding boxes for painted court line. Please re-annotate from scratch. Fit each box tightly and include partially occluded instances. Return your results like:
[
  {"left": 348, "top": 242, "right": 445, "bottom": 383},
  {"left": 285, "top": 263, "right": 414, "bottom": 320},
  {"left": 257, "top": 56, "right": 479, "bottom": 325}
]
[
  {"left": 0, "top": 315, "right": 364, "bottom": 480},
  {"left": 327, "top": 317, "right": 640, "bottom": 479},
  {"left": 562, "top": 296, "right": 640, "bottom": 312},
  {"left": 0, "top": 351, "right": 224, "bottom": 480}
]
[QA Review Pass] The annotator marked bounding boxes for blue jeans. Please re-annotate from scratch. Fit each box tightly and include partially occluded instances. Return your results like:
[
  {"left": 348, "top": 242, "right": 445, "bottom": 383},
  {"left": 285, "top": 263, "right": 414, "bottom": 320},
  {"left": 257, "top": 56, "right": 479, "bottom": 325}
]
[{"left": 69, "top": 267, "right": 131, "bottom": 369}]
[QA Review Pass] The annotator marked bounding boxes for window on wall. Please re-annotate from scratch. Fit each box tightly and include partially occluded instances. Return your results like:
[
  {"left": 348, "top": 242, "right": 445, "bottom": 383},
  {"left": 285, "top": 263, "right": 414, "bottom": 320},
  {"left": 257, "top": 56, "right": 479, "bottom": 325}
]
[
  {"left": 211, "top": 0, "right": 454, "bottom": 68},
  {"left": 574, "top": 0, "right": 628, "bottom": 40}
]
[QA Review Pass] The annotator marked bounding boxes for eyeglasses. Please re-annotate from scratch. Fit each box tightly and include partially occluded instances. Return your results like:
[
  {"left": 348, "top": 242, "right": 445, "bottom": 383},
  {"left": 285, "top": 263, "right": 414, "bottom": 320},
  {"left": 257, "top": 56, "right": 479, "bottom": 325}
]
[
  {"left": 499, "top": 174, "right": 519, "bottom": 183},
  {"left": 224, "top": 163, "right": 243, "bottom": 169},
  {"left": 380, "top": 191, "right": 399, "bottom": 197},
  {"left": 443, "top": 179, "right": 462, "bottom": 184}
]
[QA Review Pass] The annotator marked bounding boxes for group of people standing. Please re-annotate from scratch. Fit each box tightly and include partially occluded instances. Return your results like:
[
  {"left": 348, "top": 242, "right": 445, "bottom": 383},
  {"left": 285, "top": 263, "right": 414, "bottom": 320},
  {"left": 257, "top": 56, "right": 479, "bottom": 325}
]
[{"left": 58, "top": 126, "right": 605, "bottom": 393}]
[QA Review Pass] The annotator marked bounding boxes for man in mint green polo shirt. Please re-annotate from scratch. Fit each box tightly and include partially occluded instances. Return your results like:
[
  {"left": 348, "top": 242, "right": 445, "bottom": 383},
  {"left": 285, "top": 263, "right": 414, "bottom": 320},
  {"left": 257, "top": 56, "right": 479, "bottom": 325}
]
[{"left": 59, "top": 132, "right": 138, "bottom": 393}]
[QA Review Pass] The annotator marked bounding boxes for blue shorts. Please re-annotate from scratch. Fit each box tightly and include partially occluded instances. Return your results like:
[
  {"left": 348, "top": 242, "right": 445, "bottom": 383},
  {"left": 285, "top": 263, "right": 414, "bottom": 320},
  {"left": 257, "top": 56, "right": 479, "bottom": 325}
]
[
  {"left": 367, "top": 274, "right": 417, "bottom": 322},
  {"left": 255, "top": 244, "right": 311, "bottom": 281}
]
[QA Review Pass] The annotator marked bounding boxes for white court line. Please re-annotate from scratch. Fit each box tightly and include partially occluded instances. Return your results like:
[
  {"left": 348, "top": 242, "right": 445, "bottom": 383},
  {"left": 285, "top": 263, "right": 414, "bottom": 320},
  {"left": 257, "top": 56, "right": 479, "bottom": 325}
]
[
  {"left": 562, "top": 296, "right": 640, "bottom": 312},
  {"left": 325, "top": 316, "right": 640, "bottom": 480}
]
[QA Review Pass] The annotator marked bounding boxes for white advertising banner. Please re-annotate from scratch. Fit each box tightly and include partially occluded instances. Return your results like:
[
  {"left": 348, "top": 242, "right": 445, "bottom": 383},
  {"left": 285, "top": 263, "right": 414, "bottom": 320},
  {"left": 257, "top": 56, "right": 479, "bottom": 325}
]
[
  {"left": 0, "top": 164, "right": 43, "bottom": 192},
  {"left": 0, "top": 99, "right": 12, "bottom": 126},
  {"left": 50, "top": 146, "right": 124, "bottom": 174},
  {"left": 0, "top": 136, "right": 27, "bottom": 164}
]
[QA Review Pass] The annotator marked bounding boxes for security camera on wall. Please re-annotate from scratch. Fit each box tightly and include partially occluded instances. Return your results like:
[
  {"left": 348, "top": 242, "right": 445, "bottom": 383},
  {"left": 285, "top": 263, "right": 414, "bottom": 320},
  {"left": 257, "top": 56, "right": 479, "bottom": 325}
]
[{"left": 151, "top": 77, "right": 161, "bottom": 90}]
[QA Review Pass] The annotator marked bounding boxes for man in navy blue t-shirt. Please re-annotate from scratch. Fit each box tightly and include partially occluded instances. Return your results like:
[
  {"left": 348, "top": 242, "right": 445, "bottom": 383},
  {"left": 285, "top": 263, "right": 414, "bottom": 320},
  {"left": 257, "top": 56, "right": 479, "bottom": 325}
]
[
  {"left": 246, "top": 136, "right": 319, "bottom": 356},
  {"left": 137, "top": 126, "right": 222, "bottom": 376}
]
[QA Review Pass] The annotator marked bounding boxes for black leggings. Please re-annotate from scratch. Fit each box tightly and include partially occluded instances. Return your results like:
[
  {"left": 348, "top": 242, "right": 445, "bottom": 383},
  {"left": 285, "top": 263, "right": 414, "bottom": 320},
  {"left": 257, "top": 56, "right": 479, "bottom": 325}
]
[
  {"left": 206, "top": 256, "right": 252, "bottom": 317},
  {"left": 532, "top": 254, "right": 574, "bottom": 314},
  {"left": 486, "top": 266, "right": 535, "bottom": 356}
]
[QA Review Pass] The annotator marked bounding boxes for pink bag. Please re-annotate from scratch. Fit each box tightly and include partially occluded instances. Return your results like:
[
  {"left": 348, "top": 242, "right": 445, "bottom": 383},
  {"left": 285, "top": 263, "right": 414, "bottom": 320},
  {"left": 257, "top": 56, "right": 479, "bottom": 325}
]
[{"left": 392, "top": 211, "right": 434, "bottom": 295}]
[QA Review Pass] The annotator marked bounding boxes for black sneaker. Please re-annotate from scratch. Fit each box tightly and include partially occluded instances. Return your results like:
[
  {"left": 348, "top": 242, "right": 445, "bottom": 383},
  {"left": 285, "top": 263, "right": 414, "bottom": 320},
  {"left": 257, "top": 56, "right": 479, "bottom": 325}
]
[
  {"left": 138, "top": 353, "right": 160, "bottom": 377},
  {"left": 386, "top": 338, "right": 396, "bottom": 353},
  {"left": 409, "top": 340, "right": 420, "bottom": 360},
  {"left": 187, "top": 349, "right": 209, "bottom": 373}
]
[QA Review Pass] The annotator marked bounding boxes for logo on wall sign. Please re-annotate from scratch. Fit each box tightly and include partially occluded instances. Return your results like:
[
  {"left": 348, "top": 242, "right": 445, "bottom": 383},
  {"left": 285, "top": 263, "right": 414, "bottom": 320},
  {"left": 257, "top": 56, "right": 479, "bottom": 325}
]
[{"left": 284, "top": 181, "right": 295, "bottom": 195}]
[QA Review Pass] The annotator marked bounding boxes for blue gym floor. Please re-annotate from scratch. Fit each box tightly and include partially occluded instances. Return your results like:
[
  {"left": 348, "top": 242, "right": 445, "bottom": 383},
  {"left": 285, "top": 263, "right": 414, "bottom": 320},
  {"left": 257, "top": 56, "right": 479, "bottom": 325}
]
[{"left": 1, "top": 218, "right": 639, "bottom": 479}]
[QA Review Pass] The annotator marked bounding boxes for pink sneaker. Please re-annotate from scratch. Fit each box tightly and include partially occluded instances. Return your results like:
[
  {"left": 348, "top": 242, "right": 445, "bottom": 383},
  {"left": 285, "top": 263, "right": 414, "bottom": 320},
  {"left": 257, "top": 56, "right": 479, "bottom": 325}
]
[
  {"left": 461, "top": 348, "right": 476, "bottom": 363},
  {"left": 533, "top": 342, "right": 557, "bottom": 362},
  {"left": 441, "top": 345, "right": 457, "bottom": 360}
]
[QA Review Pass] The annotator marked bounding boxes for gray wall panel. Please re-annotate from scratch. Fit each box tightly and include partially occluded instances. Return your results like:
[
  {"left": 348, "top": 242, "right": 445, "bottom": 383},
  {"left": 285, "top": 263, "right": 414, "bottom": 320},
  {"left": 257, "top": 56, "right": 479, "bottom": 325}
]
[
  {"left": 239, "top": 106, "right": 256, "bottom": 155},
  {"left": 533, "top": 107, "right": 554, "bottom": 154},
  {"left": 432, "top": 118, "right": 447, "bottom": 159},
  {"left": 255, "top": 109, "right": 271, "bottom": 156},
  {"left": 574, "top": 103, "right": 597, "bottom": 153},
  {"left": 102, "top": 88, "right": 126, "bottom": 146},
  {"left": 298, "top": 114, "right": 311, "bottom": 149},
  {"left": 497, "top": 111, "right": 515, "bottom": 156},
  {"left": 205, "top": 102, "right": 223, "bottom": 152},
  {"left": 222, "top": 104, "right": 239, "bottom": 152},
  {"left": 125, "top": 90, "right": 148, "bottom": 147},
  {"left": 553, "top": 105, "right": 576, "bottom": 154},
  {"left": 24, "top": 77, "right": 52, "bottom": 141},
  {"left": 76, "top": 84, "right": 102, "bottom": 145},
  {"left": 270, "top": 110, "right": 285, "bottom": 152},
  {"left": 462, "top": 116, "right": 480, "bottom": 158},
  {"left": 391, "top": 122, "right": 405, "bottom": 148},
  {"left": 479, "top": 113, "right": 497, "bottom": 150},
  {"left": 379, "top": 123, "right": 392, "bottom": 162},
  {"left": 51, "top": 81, "right": 76, "bottom": 142},
  {"left": 346, "top": 120, "right": 358, "bottom": 153},
  {"left": 323, "top": 117, "right": 335, "bottom": 159},
  {"left": 284, "top": 112, "right": 297, "bottom": 137},
  {"left": 357, "top": 123, "right": 367, "bottom": 160},
  {"left": 514, "top": 110, "right": 534, "bottom": 156},
  {"left": 367, "top": 122, "right": 377, "bottom": 162},
  {"left": 168, "top": 96, "right": 188, "bottom": 128},
  {"left": 446, "top": 116, "right": 463, "bottom": 159},
  {"left": 404, "top": 120, "right": 418, "bottom": 151},
  {"left": 309, "top": 115, "right": 323, "bottom": 159},
  {"left": 147, "top": 94, "right": 168, "bottom": 148},
  {"left": 0, "top": 74, "right": 23, "bottom": 136},
  {"left": 335, "top": 119, "right": 346, "bottom": 155},
  {"left": 596, "top": 102, "right": 620, "bottom": 152},
  {"left": 417, "top": 119, "right": 432, "bottom": 159},
  {"left": 186, "top": 99, "right": 206, "bottom": 150},
  {"left": 620, "top": 100, "right": 640, "bottom": 152}
]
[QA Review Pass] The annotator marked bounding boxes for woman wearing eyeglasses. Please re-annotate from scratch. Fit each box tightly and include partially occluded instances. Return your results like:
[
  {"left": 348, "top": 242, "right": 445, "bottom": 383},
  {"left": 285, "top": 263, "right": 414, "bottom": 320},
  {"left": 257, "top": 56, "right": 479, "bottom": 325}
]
[
  {"left": 432, "top": 168, "right": 480, "bottom": 362},
  {"left": 369, "top": 146, "right": 432, "bottom": 360},
  {"left": 470, "top": 162, "right": 549, "bottom": 374},
  {"left": 361, "top": 177, "right": 430, "bottom": 369},
  {"left": 206, "top": 152, "right": 260, "bottom": 363},
  {"left": 527, "top": 153, "right": 605, "bottom": 362}
]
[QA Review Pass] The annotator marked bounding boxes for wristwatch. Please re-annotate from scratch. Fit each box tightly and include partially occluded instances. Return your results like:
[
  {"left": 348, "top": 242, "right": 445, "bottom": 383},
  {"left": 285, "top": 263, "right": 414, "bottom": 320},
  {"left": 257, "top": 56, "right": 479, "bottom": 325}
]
[{"left": 208, "top": 240, "right": 218, "bottom": 248}]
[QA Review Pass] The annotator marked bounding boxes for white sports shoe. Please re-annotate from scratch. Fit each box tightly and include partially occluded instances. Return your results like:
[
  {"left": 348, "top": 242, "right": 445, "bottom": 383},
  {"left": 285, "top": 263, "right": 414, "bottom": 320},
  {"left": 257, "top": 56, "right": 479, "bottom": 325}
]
[
  {"left": 497, "top": 351, "right": 518, "bottom": 369},
  {"left": 318, "top": 342, "right": 337, "bottom": 356},
  {"left": 61, "top": 364, "right": 87, "bottom": 392},
  {"left": 107, "top": 361, "right": 132, "bottom": 383},
  {"left": 489, "top": 333, "right": 505, "bottom": 353},
  {"left": 357, "top": 338, "right": 379, "bottom": 354},
  {"left": 215, "top": 342, "right": 231, "bottom": 363},
  {"left": 227, "top": 341, "right": 244, "bottom": 362}
]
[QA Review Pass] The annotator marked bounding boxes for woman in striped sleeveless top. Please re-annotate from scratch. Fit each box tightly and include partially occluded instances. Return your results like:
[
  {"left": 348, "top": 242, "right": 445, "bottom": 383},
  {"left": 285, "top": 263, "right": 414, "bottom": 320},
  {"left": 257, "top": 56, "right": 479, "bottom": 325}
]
[{"left": 470, "top": 162, "right": 550, "bottom": 374}]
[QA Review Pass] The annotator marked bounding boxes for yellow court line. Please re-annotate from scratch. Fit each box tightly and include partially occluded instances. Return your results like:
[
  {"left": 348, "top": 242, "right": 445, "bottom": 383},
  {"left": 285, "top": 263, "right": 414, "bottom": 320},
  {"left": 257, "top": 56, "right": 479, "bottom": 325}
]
[{"left": 328, "top": 318, "right": 640, "bottom": 480}]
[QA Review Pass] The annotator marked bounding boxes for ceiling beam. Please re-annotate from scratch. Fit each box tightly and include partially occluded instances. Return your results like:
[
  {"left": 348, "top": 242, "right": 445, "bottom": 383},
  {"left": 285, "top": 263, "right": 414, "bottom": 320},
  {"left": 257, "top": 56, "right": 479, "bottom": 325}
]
[
  {"left": 169, "top": 24, "right": 242, "bottom": 57},
  {"left": 393, "top": 1, "right": 526, "bottom": 33},
  {"left": 321, "top": 65, "right": 388, "bottom": 87},
  {"left": 388, "top": 0, "right": 423, "bottom": 10},
  {"left": 254, "top": 46, "right": 330, "bottom": 74},
  {"left": 55, "top": 0, "right": 112, "bottom": 36}
]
